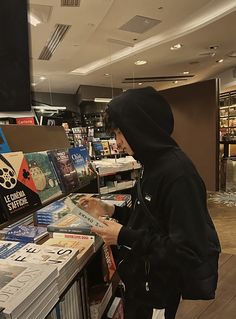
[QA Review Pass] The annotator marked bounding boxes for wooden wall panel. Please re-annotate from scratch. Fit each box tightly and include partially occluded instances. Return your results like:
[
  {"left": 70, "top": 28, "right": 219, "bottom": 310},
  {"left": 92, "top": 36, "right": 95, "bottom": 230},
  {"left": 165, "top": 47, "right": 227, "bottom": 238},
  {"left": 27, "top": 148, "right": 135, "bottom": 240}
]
[{"left": 161, "top": 79, "right": 219, "bottom": 191}]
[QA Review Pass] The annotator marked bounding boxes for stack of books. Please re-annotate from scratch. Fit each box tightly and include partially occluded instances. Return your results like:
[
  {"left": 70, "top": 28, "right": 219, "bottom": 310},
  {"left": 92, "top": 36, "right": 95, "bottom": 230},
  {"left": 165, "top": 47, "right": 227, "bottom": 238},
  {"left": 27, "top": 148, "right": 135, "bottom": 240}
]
[
  {"left": 43, "top": 236, "right": 94, "bottom": 271},
  {"left": 0, "top": 225, "right": 48, "bottom": 243},
  {"left": 0, "top": 259, "right": 58, "bottom": 319},
  {"left": 7, "top": 243, "right": 80, "bottom": 294}
]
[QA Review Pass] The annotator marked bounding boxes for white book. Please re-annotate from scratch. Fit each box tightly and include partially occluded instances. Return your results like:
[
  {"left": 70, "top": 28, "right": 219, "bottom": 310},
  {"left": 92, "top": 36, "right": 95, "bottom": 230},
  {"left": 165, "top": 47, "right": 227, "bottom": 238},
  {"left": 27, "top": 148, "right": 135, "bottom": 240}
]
[
  {"left": 65, "top": 197, "right": 105, "bottom": 228},
  {"left": 7, "top": 243, "right": 79, "bottom": 273},
  {"left": 0, "top": 259, "right": 57, "bottom": 319}
]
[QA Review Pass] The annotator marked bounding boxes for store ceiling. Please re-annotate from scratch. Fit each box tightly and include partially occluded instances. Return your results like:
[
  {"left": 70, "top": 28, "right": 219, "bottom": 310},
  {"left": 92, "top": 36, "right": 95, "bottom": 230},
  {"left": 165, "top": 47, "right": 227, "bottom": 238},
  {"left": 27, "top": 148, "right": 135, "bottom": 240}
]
[{"left": 29, "top": 0, "right": 236, "bottom": 94}]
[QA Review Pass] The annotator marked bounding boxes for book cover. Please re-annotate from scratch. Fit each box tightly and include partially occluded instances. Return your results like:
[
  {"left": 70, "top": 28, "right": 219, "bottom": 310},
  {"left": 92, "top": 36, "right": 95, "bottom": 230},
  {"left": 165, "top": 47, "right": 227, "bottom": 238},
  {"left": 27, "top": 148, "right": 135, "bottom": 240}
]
[
  {"left": 0, "top": 152, "right": 41, "bottom": 220},
  {"left": 25, "top": 151, "right": 62, "bottom": 204},
  {"left": 0, "top": 259, "right": 57, "bottom": 319},
  {"left": 101, "top": 140, "right": 111, "bottom": 156},
  {"left": 48, "top": 149, "right": 79, "bottom": 193},
  {"left": 101, "top": 244, "right": 116, "bottom": 282},
  {"left": 0, "top": 240, "right": 26, "bottom": 259},
  {"left": 92, "top": 141, "right": 104, "bottom": 157},
  {"left": 108, "top": 139, "right": 119, "bottom": 155},
  {"left": 0, "top": 128, "right": 11, "bottom": 154},
  {"left": 0, "top": 225, "right": 48, "bottom": 243},
  {"left": 65, "top": 197, "right": 105, "bottom": 228},
  {"left": 69, "top": 146, "right": 94, "bottom": 187},
  {"left": 7, "top": 243, "right": 79, "bottom": 272}
]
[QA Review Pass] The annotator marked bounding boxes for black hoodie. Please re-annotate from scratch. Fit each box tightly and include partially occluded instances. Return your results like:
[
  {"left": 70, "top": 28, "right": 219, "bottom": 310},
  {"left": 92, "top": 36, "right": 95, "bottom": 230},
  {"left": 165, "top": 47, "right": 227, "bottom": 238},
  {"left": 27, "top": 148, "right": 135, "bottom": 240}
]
[{"left": 107, "top": 87, "right": 221, "bottom": 305}]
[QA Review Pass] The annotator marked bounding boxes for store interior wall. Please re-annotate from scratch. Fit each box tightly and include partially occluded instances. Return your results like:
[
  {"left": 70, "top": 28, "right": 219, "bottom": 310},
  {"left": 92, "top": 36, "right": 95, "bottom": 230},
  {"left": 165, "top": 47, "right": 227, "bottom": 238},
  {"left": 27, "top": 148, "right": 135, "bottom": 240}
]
[{"left": 160, "top": 79, "right": 219, "bottom": 191}]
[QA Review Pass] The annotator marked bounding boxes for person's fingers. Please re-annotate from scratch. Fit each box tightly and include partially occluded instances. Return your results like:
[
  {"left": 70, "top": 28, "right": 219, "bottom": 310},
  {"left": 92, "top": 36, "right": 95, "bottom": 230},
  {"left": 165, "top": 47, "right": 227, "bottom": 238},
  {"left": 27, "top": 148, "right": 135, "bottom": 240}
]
[{"left": 91, "top": 226, "right": 105, "bottom": 235}]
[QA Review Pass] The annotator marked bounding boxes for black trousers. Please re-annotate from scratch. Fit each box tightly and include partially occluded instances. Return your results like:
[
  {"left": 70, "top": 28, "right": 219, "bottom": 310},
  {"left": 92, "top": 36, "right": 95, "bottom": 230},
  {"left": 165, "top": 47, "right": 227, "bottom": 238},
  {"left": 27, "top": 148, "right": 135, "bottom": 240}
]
[{"left": 124, "top": 292, "right": 181, "bottom": 319}]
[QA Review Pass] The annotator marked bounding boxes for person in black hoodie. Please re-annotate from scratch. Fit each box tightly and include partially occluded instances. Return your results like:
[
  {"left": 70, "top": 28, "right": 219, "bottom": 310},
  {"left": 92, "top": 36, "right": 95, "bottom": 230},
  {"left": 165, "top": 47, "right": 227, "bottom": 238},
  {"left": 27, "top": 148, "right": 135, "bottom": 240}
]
[{"left": 79, "top": 86, "right": 221, "bottom": 319}]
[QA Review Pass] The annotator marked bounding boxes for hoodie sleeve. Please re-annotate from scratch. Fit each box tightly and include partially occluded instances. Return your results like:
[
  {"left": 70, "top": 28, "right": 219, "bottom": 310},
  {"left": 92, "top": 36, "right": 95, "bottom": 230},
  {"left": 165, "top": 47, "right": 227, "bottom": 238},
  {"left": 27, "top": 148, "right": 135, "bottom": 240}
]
[{"left": 117, "top": 175, "right": 216, "bottom": 269}]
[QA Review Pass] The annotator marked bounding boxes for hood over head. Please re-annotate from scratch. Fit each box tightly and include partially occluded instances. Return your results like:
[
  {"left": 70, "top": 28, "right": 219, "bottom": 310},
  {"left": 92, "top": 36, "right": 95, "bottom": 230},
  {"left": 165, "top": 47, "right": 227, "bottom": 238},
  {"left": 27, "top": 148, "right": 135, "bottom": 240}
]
[{"left": 107, "top": 86, "right": 178, "bottom": 164}]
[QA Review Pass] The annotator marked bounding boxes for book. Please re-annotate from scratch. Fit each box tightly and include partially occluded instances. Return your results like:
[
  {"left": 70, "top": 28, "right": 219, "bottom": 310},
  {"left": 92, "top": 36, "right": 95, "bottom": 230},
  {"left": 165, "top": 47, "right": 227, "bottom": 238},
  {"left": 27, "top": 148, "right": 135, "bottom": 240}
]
[
  {"left": 0, "top": 225, "right": 48, "bottom": 243},
  {"left": 92, "top": 141, "right": 104, "bottom": 157},
  {"left": 48, "top": 149, "right": 79, "bottom": 193},
  {"left": 0, "top": 240, "right": 26, "bottom": 259},
  {"left": 108, "top": 139, "right": 119, "bottom": 155},
  {"left": 34, "top": 197, "right": 70, "bottom": 226},
  {"left": 65, "top": 197, "right": 105, "bottom": 228},
  {"left": 101, "top": 140, "right": 111, "bottom": 156},
  {"left": 24, "top": 151, "right": 62, "bottom": 204},
  {"left": 101, "top": 244, "right": 116, "bottom": 282},
  {"left": 0, "top": 259, "right": 57, "bottom": 319},
  {"left": 47, "top": 213, "right": 93, "bottom": 235},
  {"left": 0, "top": 152, "right": 41, "bottom": 221},
  {"left": 7, "top": 243, "right": 80, "bottom": 295},
  {"left": 69, "top": 146, "right": 95, "bottom": 187},
  {"left": 96, "top": 193, "right": 132, "bottom": 207}
]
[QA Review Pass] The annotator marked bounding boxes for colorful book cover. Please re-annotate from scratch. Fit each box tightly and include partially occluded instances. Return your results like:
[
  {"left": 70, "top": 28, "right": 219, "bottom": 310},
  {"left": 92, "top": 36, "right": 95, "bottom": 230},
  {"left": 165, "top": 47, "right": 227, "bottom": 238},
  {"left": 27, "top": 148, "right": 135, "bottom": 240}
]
[
  {"left": 108, "top": 139, "right": 119, "bottom": 155},
  {"left": 69, "top": 146, "right": 94, "bottom": 187},
  {"left": 48, "top": 149, "right": 79, "bottom": 193},
  {"left": 101, "top": 140, "right": 111, "bottom": 156},
  {"left": 0, "top": 152, "right": 41, "bottom": 220},
  {"left": 0, "top": 240, "right": 26, "bottom": 259},
  {"left": 92, "top": 141, "right": 104, "bottom": 157},
  {"left": 0, "top": 225, "right": 48, "bottom": 243},
  {"left": 24, "top": 151, "right": 62, "bottom": 204}
]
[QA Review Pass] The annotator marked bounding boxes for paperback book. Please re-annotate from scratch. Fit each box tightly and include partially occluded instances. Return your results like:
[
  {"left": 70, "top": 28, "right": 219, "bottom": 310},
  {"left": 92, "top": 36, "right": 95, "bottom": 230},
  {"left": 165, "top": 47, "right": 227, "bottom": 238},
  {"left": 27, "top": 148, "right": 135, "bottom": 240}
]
[
  {"left": 24, "top": 151, "right": 62, "bottom": 204},
  {"left": 0, "top": 225, "right": 48, "bottom": 243},
  {"left": 0, "top": 259, "right": 57, "bottom": 319},
  {"left": 34, "top": 197, "right": 70, "bottom": 225},
  {"left": 47, "top": 213, "right": 92, "bottom": 235},
  {"left": 0, "top": 240, "right": 26, "bottom": 259},
  {"left": 0, "top": 152, "right": 41, "bottom": 221},
  {"left": 48, "top": 149, "right": 79, "bottom": 193},
  {"left": 69, "top": 146, "right": 95, "bottom": 187}
]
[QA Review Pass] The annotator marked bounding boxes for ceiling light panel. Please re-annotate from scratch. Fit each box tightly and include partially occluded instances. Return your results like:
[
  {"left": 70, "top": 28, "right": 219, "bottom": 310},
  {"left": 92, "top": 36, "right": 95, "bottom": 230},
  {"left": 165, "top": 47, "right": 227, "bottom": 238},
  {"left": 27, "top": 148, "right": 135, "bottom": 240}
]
[
  {"left": 39, "top": 24, "right": 71, "bottom": 60},
  {"left": 119, "top": 15, "right": 161, "bottom": 34},
  {"left": 61, "top": 0, "right": 81, "bottom": 7}
]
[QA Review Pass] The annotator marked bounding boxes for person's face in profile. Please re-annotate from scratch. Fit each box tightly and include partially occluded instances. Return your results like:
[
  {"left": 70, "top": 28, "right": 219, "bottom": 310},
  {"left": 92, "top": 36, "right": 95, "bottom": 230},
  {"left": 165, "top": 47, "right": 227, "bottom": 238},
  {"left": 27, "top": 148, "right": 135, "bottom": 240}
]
[{"left": 114, "top": 129, "right": 134, "bottom": 155}]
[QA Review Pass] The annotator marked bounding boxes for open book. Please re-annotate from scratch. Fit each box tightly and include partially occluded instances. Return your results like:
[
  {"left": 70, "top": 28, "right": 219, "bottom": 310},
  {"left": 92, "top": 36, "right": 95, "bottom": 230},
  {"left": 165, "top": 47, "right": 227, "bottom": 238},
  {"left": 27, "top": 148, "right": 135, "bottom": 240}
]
[{"left": 64, "top": 197, "right": 105, "bottom": 228}]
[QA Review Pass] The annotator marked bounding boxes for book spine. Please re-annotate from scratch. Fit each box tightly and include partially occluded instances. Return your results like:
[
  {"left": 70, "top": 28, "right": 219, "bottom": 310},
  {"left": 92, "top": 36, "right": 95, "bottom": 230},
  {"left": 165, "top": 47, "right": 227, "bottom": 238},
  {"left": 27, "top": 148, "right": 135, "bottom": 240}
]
[{"left": 47, "top": 226, "right": 93, "bottom": 235}]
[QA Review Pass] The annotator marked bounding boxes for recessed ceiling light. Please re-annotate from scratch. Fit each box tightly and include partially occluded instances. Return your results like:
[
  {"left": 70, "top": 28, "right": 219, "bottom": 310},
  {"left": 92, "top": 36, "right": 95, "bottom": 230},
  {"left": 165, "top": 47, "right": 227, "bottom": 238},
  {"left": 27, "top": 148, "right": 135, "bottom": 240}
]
[
  {"left": 183, "top": 71, "right": 189, "bottom": 75},
  {"left": 40, "top": 76, "right": 46, "bottom": 80},
  {"left": 209, "top": 45, "right": 219, "bottom": 50},
  {"left": 31, "top": 82, "right": 36, "bottom": 86},
  {"left": 228, "top": 51, "right": 236, "bottom": 57},
  {"left": 134, "top": 60, "right": 147, "bottom": 65},
  {"left": 216, "top": 59, "right": 224, "bottom": 63},
  {"left": 138, "top": 82, "right": 143, "bottom": 85},
  {"left": 104, "top": 73, "right": 110, "bottom": 76},
  {"left": 170, "top": 43, "right": 183, "bottom": 50},
  {"left": 173, "top": 81, "right": 179, "bottom": 84}
]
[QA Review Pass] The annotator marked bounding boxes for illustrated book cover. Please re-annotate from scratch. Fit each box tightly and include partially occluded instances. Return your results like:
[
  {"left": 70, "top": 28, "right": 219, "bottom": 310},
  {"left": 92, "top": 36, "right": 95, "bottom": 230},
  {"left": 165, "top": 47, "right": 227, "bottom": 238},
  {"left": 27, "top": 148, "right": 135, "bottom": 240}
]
[
  {"left": 0, "top": 225, "right": 48, "bottom": 243},
  {"left": 69, "top": 146, "right": 95, "bottom": 187},
  {"left": 24, "top": 151, "right": 62, "bottom": 204},
  {"left": 48, "top": 149, "right": 79, "bottom": 193},
  {"left": 0, "top": 152, "right": 41, "bottom": 221}
]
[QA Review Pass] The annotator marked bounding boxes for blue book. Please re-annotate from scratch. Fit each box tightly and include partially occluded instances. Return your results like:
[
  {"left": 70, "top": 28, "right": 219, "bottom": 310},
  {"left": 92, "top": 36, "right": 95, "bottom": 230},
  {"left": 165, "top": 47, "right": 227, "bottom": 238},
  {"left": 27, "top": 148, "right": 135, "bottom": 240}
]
[
  {"left": 0, "top": 225, "right": 48, "bottom": 243},
  {"left": 69, "top": 146, "right": 96, "bottom": 187},
  {"left": 0, "top": 240, "right": 26, "bottom": 259}
]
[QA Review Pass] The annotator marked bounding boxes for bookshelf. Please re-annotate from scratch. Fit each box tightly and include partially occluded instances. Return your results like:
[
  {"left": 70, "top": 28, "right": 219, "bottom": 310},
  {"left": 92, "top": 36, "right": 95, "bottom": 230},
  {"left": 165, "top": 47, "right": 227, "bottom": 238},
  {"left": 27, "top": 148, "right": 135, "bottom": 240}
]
[{"left": 0, "top": 124, "right": 124, "bottom": 319}]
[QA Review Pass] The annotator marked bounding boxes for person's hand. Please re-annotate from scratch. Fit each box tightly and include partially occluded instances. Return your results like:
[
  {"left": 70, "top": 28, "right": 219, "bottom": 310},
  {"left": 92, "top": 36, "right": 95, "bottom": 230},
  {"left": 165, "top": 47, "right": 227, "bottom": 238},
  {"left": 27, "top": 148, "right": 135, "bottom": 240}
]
[
  {"left": 91, "top": 218, "right": 123, "bottom": 245},
  {"left": 77, "top": 196, "right": 115, "bottom": 219}
]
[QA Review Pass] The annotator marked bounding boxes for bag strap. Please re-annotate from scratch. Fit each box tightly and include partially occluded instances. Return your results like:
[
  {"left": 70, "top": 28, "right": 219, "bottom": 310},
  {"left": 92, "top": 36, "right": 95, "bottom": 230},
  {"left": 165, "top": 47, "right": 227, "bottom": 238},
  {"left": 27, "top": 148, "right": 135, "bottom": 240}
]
[{"left": 137, "top": 177, "right": 161, "bottom": 233}]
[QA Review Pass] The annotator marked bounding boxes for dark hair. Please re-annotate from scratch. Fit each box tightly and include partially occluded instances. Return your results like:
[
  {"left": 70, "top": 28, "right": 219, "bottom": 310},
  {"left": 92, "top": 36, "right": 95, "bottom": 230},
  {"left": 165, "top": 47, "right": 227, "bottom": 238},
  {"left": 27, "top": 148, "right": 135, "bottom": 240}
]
[{"left": 104, "top": 107, "right": 118, "bottom": 135}]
